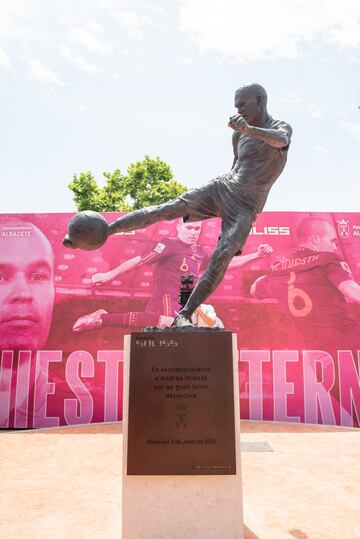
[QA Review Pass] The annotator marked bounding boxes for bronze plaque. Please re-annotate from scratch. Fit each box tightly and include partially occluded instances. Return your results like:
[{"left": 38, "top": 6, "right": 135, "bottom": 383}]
[{"left": 127, "top": 331, "right": 236, "bottom": 475}]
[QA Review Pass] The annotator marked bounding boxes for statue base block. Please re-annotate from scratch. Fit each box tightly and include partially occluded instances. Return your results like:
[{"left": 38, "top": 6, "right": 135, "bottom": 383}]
[{"left": 122, "top": 331, "right": 243, "bottom": 538}]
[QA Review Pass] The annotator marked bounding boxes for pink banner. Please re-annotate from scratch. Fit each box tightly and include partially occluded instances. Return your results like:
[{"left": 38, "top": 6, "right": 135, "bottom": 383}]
[{"left": 0, "top": 212, "right": 359, "bottom": 428}]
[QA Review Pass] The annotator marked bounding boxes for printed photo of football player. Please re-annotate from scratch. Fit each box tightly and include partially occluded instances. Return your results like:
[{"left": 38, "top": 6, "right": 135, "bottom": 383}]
[
  {"left": 72, "top": 219, "right": 273, "bottom": 332},
  {"left": 250, "top": 217, "right": 360, "bottom": 348},
  {"left": 0, "top": 218, "right": 55, "bottom": 428}
]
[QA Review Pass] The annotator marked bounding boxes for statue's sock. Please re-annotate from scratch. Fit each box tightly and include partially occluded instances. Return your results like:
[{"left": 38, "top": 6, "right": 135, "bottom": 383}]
[{"left": 181, "top": 278, "right": 213, "bottom": 317}]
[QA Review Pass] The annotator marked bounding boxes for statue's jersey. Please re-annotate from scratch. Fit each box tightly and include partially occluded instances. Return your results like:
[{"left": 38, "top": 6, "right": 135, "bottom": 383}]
[
  {"left": 140, "top": 238, "right": 209, "bottom": 316},
  {"left": 253, "top": 248, "right": 360, "bottom": 347},
  {"left": 231, "top": 116, "right": 292, "bottom": 212},
  {"left": 180, "top": 115, "right": 292, "bottom": 222}
]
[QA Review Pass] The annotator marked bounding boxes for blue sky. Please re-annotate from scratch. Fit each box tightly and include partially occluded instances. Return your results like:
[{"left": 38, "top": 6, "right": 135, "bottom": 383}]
[{"left": 1, "top": 0, "right": 360, "bottom": 213}]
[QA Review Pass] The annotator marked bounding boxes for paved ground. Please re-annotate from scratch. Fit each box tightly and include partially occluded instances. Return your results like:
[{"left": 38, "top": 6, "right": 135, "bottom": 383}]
[{"left": 0, "top": 421, "right": 359, "bottom": 538}]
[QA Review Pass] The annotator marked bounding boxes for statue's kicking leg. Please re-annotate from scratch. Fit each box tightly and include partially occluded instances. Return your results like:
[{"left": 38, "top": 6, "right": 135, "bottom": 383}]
[
  {"left": 173, "top": 212, "right": 254, "bottom": 327},
  {"left": 109, "top": 198, "right": 188, "bottom": 235}
]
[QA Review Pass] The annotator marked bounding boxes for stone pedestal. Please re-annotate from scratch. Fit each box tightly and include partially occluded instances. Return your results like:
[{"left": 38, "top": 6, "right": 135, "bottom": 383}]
[{"left": 122, "top": 331, "right": 243, "bottom": 539}]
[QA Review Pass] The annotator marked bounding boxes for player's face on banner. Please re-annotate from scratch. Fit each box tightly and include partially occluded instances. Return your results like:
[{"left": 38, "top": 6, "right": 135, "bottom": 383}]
[
  {"left": 0, "top": 227, "right": 55, "bottom": 351},
  {"left": 176, "top": 222, "right": 202, "bottom": 245},
  {"left": 317, "top": 224, "right": 338, "bottom": 253}
]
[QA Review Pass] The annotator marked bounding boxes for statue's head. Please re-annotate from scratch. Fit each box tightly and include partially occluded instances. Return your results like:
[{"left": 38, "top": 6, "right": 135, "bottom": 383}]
[{"left": 234, "top": 83, "right": 268, "bottom": 125}]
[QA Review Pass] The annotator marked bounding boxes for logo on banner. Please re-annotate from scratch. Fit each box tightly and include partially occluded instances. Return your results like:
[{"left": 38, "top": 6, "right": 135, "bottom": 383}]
[
  {"left": 336, "top": 219, "right": 350, "bottom": 238},
  {"left": 250, "top": 225, "right": 290, "bottom": 236},
  {"left": 154, "top": 242, "right": 166, "bottom": 253}
]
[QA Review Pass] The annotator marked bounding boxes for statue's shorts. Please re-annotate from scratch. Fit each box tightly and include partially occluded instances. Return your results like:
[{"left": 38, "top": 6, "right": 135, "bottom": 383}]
[{"left": 179, "top": 171, "right": 258, "bottom": 255}]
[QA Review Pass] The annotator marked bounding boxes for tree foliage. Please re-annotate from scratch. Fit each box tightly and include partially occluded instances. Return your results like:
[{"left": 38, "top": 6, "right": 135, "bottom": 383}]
[{"left": 68, "top": 156, "right": 187, "bottom": 212}]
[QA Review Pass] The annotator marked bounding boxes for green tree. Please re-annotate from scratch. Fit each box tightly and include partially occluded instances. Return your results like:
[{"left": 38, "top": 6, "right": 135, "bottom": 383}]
[{"left": 68, "top": 156, "right": 187, "bottom": 212}]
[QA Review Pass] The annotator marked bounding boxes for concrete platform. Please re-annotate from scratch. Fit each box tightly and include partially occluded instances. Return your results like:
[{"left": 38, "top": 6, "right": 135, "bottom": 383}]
[{"left": 0, "top": 421, "right": 359, "bottom": 539}]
